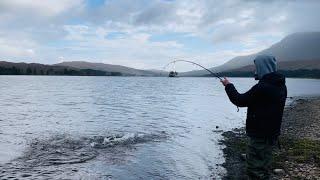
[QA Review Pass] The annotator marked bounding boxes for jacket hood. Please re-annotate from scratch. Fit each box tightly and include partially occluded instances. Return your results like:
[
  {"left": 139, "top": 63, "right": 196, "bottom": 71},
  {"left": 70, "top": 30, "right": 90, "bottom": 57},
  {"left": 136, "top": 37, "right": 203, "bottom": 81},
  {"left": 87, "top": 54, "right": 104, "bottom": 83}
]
[
  {"left": 254, "top": 55, "right": 277, "bottom": 80},
  {"left": 261, "top": 72, "right": 286, "bottom": 86}
]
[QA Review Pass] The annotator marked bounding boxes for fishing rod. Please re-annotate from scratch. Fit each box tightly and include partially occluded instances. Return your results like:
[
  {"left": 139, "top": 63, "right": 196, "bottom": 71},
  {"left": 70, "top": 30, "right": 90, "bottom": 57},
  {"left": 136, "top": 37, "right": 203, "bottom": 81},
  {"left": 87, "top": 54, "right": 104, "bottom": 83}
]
[
  {"left": 163, "top": 59, "right": 222, "bottom": 80},
  {"left": 163, "top": 59, "right": 239, "bottom": 111}
]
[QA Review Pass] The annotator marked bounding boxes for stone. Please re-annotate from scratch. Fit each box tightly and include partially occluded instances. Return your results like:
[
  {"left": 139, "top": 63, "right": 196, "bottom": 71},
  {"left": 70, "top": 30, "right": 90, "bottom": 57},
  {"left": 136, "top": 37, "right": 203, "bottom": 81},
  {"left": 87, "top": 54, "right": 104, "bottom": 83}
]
[
  {"left": 240, "top": 153, "right": 246, "bottom": 161},
  {"left": 273, "top": 169, "right": 285, "bottom": 175},
  {"left": 21, "top": 174, "right": 32, "bottom": 177}
]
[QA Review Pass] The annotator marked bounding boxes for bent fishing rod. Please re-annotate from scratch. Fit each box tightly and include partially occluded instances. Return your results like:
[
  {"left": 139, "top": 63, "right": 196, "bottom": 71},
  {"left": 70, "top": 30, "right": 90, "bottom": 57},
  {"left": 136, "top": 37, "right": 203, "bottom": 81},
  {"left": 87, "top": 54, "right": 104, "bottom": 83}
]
[
  {"left": 163, "top": 59, "right": 239, "bottom": 111},
  {"left": 163, "top": 59, "right": 222, "bottom": 80}
]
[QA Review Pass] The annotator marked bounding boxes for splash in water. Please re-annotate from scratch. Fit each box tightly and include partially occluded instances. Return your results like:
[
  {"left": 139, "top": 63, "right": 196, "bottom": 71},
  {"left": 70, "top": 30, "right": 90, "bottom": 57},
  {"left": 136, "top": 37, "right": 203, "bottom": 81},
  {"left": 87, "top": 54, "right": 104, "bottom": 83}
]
[{"left": 0, "top": 132, "right": 168, "bottom": 179}]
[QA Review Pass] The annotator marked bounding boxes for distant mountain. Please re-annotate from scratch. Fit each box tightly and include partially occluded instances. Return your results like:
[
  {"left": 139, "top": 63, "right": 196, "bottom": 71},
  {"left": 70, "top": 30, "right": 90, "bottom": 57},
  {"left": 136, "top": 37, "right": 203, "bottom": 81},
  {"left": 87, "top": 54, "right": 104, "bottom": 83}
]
[
  {"left": 56, "top": 61, "right": 163, "bottom": 76},
  {"left": 0, "top": 61, "right": 118, "bottom": 76},
  {"left": 182, "top": 32, "right": 320, "bottom": 76},
  {"left": 2, "top": 32, "right": 319, "bottom": 77},
  {"left": 0, "top": 61, "right": 167, "bottom": 76},
  {"left": 145, "top": 69, "right": 168, "bottom": 75},
  {"left": 226, "top": 59, "right": 320, "bottom": 72}
]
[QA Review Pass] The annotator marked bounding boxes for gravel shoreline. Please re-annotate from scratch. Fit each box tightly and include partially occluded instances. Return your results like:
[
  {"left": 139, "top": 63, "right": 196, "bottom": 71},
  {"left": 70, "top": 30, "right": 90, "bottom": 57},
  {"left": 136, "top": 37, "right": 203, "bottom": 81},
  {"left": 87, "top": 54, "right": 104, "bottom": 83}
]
[{"left": 221, "top": 97, "right": 320, "bottom": 179}]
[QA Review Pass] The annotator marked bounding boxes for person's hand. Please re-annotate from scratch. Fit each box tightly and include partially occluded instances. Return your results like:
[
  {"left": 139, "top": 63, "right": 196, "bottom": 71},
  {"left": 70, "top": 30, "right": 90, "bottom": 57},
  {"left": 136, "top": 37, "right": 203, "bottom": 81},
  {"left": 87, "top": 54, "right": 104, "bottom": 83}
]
[{"left": 220, "top": 77, "right": 231, "bottom": 86}]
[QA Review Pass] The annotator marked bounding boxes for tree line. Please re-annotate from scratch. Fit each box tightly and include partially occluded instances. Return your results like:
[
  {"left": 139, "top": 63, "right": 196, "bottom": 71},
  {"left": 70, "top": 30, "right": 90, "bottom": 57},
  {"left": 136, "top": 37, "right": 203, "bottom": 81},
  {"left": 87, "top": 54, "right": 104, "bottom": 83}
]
[{"left": 0, "top": 66, "right": 122, "bottom": 76}]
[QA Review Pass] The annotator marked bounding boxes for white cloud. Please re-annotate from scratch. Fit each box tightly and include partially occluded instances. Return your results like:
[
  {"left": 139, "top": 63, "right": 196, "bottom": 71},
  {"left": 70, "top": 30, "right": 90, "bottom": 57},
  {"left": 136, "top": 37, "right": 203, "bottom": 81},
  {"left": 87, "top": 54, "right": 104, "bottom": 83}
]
[
  {"left": 0, "top": 0, "right": 319, "bottom": 70},
  {"left": 0, "top": 0, "right": 83, "bottom": 17}
]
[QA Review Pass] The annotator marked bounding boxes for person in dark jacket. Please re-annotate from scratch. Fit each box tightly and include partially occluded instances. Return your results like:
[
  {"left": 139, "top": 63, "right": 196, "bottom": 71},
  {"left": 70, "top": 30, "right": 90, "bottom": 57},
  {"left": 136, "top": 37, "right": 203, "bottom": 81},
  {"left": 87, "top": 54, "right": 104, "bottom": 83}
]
[{"left": 221, "top": 55, "right": 287, "bottom": 179}]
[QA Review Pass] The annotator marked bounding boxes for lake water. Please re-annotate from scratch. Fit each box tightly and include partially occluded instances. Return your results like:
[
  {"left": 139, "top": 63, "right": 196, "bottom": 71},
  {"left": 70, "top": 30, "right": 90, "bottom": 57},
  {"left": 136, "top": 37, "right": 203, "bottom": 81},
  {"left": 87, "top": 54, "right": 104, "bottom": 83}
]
[{"left": 0, "top": 76, "right": 320, "bottom": 179}]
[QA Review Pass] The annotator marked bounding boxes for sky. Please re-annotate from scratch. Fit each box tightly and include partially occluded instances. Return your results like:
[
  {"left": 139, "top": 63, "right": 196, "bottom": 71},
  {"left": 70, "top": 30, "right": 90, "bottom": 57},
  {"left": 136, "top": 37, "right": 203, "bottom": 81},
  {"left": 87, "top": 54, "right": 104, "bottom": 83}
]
[{"left": 0, "top": 0, "right": 319, "bottom": 71}]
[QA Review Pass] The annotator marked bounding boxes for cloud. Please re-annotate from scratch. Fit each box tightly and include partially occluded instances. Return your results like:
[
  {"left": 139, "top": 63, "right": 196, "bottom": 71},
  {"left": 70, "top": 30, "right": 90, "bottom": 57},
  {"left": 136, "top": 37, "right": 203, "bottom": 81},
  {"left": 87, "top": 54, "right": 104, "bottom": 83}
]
[
  {"left": 40, "top": 24, "right": 184, "bottom": 69},
  {"left": 134, "top": 2, "right": 178, "bottom": 26},
  {"left": 0, "top": 0, "right": 84, "bottom": 26},
  {"left": 0, "top": 0, "right": 319, "bottom": 70},
  {"left": 199, "top": 0, "right": 320, "bottom": 45},
  {"left": 0, "top": 0, "right": 83, "bottom": 16}
]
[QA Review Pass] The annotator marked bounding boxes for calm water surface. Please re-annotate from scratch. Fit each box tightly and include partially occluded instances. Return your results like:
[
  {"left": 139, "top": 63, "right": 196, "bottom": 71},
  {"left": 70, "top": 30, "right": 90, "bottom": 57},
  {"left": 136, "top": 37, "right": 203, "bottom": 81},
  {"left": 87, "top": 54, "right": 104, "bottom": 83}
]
[{"left": 0, "top": 76, "right": 320, "bottom": 179}]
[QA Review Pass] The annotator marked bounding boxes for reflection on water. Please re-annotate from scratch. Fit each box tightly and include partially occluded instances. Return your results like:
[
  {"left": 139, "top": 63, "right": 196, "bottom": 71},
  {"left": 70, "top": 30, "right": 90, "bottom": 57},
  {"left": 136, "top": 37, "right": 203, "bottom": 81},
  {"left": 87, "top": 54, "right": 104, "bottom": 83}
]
[{"left": 0, "top": 76, "right": 320, "bottom": 179}]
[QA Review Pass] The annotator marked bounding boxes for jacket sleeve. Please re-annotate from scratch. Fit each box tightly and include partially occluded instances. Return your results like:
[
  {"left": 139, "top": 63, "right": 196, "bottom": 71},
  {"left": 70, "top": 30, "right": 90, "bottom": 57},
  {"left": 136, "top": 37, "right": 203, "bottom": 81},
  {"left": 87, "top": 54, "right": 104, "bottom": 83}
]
[{"left": 225, "top": 83, "right": 258, "bottom": 107}]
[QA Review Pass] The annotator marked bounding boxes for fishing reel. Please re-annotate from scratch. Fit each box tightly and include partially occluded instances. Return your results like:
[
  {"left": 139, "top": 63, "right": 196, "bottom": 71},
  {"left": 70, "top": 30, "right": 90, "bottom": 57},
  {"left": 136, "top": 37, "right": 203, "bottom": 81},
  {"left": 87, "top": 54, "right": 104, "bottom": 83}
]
[
  {"left": 168, "top": 71, "right": 178, "bottom": 77},
  {"left": 162, "top": 61, "right": 179, "bottom": 77},
  {"left": 168, "top": 61, "right": 178, "bottom": 77}
]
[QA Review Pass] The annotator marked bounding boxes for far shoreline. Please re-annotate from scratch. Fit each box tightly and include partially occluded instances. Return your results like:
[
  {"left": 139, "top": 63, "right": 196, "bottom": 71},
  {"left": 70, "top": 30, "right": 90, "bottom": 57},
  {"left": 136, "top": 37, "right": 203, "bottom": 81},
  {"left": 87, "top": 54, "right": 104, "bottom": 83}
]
[{"left": 0, "top": 75, "right": 320, "bottom": 80}]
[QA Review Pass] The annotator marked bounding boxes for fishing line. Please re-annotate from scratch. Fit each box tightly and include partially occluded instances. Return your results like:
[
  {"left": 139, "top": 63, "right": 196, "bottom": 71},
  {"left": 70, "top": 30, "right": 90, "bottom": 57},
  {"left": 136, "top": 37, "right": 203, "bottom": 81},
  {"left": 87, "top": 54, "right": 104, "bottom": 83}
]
[
  {"left": 162, "top": 59, "right": 222, "bottom": 80},
  {"left": 162, "top": 59, "right": 240, "bottom": 112}
]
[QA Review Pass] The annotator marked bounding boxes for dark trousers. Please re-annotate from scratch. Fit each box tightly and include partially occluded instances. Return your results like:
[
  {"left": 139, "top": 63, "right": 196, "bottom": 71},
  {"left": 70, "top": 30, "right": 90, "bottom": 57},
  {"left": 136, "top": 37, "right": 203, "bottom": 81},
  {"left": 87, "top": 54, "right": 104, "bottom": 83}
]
[{"left": 246, "top": 137, "right": 277, "bottom": 180}]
